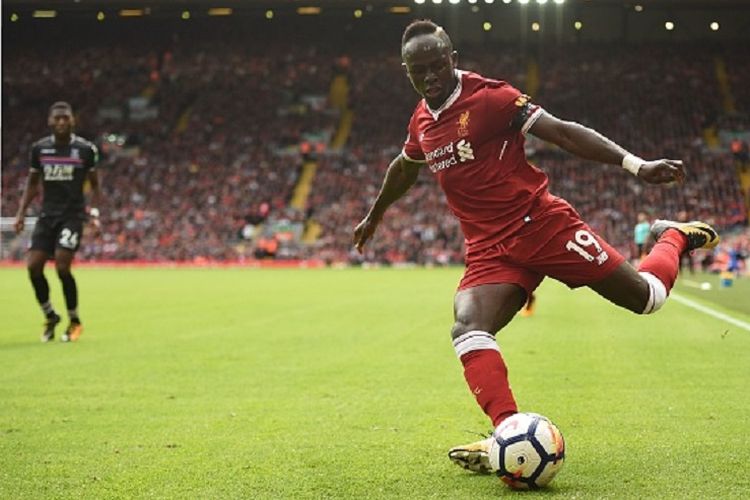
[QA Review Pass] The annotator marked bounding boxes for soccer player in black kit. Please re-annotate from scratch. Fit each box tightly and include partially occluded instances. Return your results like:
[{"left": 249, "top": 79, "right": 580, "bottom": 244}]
[{"left": 14, "top": 102, "right": 101, "bottom": 342}]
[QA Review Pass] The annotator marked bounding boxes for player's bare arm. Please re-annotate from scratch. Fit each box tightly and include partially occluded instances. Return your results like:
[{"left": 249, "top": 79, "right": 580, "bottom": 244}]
[
  {"left": 88, "top": 169, "right": 102, "bottom": 208},
  {"left": 528, "top": 112, "right": 685, "bottom": 185},
  {"left": 14, "top": 170, "right": 41, "bottom": 234},
  {"left": 87, "top": 169, "right": 103, "bottom": 232},
  {"left": 353, "top": 154, "right": 421, "bottom": 253}
]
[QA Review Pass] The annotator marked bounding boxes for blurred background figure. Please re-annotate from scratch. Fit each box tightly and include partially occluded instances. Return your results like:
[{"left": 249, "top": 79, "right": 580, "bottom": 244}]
[
  {"left": 677, "top": 210, "right": 696, "bottom": 275},
  {"left": 633, "top": 212, "right": 651, "bottom": 263},
  {"left": 520, "top": 292, "right": 536, "bottom": 318}
]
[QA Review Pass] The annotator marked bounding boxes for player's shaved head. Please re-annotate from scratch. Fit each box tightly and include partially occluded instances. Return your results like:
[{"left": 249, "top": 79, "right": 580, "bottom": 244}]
[
  {"left": 400, "top": 19, "right": 459, "bottom": 108},
  {"left": 49, "top": 101, "right": 73, "bottom": 115},
  {"left": 401, "top": 19, "right": 453, "bottom": 57}
]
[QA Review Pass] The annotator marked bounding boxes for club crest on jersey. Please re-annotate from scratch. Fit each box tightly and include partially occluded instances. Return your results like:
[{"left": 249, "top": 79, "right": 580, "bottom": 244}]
[{"left": 457, "top": 111, "right": 470, "bottom": 137}]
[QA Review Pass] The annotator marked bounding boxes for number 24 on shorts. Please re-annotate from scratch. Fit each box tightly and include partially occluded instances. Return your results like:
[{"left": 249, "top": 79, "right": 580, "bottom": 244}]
[
  {"left": 565, "top": 230, "right": 609, "bottom": 266},
  {"left": 59, "top": 228, "right": 79, "bottom": 249}
]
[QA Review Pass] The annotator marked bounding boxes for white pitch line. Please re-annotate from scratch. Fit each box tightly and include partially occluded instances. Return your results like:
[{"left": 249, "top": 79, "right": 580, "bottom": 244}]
[
  {"left": 679, "top": 279, "right": 703, "bottom": 289},
  {"left": 670, "top": 292, "right": 750, "bottom": 333}
]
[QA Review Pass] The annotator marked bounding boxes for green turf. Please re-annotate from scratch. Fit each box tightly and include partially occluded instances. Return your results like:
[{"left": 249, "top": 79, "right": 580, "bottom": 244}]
[
  {"left": 674, "top": 271, "right": 750, "bottom": 316},
  {"left": 1, "top": 267, "right": 749, "bottom": 499}
]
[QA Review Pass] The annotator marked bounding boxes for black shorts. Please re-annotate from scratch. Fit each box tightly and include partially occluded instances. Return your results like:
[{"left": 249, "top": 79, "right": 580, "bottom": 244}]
[{"left": 30, "top": 217, "right": 84, "bottom": 255}]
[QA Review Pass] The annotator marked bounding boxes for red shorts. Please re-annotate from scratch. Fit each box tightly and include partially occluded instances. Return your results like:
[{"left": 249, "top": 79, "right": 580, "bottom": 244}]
[{"left": 459, "top": 194, "right": 625, "bottom": 295}]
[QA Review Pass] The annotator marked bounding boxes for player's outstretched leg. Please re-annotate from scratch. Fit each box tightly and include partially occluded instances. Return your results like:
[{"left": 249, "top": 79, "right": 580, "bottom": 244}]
[
  {"left": 650, "top": 219, "right": 719, "bottom": 252},
  {"left": 591, "top": 219, "right": 718, "bottom": 314},
  {"left": 637, "top": 219, "right": 719, "bottom": 311},
  {"left": 448, "top": 283, "right": 526, "bottom": 473},
  {"left": 55, "top": 249, "right": 83, "bottom": 342},
  {"left": 27, "top": 250, "right": 60, "bottom": 342}
]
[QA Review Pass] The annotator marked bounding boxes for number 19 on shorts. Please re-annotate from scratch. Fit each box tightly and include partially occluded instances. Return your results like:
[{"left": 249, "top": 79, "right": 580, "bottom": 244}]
[{"left": 565, "top": 230, "right": 609, "bottom": 266}]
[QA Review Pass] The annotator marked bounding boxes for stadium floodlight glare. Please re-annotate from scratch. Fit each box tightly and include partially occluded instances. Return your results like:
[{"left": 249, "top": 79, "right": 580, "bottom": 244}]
[
  {"left": 181, "top": 10, "right": 190, "bottom": 20},
  {"left": 503, "top": 0, "right": 512, "bottom": 4},
  {"left": 415, "top": 0, "right": 426, "bottom": 4},
  {"left": 265, "top": 10, "right": 274, "bottom": 19},
  {"left": 207, "top": 8, "right": 232, "bottom": 16},
  {"left": 537, "top": 0, "right": 548, "bottom": 5},
  {"left": 96, "top": 11, "right": 105, "bottom": 21},
  {"left": 10, "top": 13, "right": 19, "bottom": 21},
  {"left": 468, "top": 0, "right": 478, "bottom": 4},
  {"left": 574, "top": 21, "right": 582, "bottom": 30},
  {"left": 354, "top": 9, "right": 363, "bottom": 17},
  {"left": 297, "top": 6, "right": 322, "bottom": 15},
  {"left": 532, "top": 22, "right": 540, "bottom": 31},
  {"left": 634, "top": 4, "right": 643, "bottom": 12},
  {"left": 432, "top": 0, "right": 443, "bottom": 4},
  {"left": 119, "top": 9, "right": 144, "bottom": 17},
  {"left": 554, "top": 0, "right": 565, "bottom": 4},
  {"left": 450, "top": 0, "right": 461, "bottom": 4},
  {"left": 665, "top": 21, "right": 674, "bottom": 31},
  {"left": 483, "top": 21, "right": 492, "bottom": 31},
  {"left": 485, "top": 0, "right": 495, "bottom": 4},
  {"left": 33, "top": 10, "right": 57, "bottom": 18},
  {"left": 710, "top": 21, "right": 719, "bottom": 31},
  {"left": 519, "top": 0, "right": 530, "bottom": 5}
]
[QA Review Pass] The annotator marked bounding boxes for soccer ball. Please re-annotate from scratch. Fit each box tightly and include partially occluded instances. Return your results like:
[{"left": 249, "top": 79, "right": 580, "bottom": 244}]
[{"left": 488, "top": 412, "right": 565, "bottom": 490}]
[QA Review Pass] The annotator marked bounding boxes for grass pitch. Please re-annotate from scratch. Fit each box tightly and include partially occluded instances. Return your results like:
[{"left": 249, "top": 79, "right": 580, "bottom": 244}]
[
  {"left": 1, "top": 267, "right": 749, "bottom": 499},
  {"left": 673, "top": 271, "right": 750, "bottom": 316}
]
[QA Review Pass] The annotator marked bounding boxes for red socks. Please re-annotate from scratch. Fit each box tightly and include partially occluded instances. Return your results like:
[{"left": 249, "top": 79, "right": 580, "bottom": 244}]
[
  {"left": 460, "top": 348, "right": 517, "bottom": 427},
  {"left": 638, "top": 229, "right": 688, "bottom": 291},
  {"left": 453, "top": 231, "right": 688, "bottom": 428}
]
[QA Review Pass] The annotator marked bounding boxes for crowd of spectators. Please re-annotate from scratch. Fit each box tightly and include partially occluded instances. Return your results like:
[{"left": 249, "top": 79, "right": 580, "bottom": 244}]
[
  {"left": 2, "top": 41, "right": 336, "bottom": 260},
  {"left": 2, "top": 35, "right": 748, "bottom": 268},
  {"left": 308, "top": 147, "right": 464, "bottom": 266}
]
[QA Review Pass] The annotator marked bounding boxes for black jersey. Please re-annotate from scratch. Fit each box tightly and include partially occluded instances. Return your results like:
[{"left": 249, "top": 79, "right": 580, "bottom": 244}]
[{"left": 29, "top": 134, "right": 99, "bottom": 219}]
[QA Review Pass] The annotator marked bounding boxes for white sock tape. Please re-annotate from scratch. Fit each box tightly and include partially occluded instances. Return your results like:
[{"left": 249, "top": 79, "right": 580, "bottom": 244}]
[
  {"left": 453, "top": 330, "right": 500, "bottom": 358},
  {"left": 639, "top": 272, "right": 668, "bottom": 314}
]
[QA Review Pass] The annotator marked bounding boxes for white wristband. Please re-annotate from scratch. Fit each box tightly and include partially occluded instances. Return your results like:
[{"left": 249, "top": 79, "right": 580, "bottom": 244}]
[
  {"left": 622, "top": 154, "right": 644, "bottom": 176},
  {"left": 89, "top": 207, "right": 100, "bottom": 218}
]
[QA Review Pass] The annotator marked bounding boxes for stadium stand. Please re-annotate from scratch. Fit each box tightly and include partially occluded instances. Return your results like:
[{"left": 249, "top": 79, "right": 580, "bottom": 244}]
[
  {"left": 2, "top": 41, "right": 336, "bottom": 260},
  {"left": 2, "top": 28, "right": 748, "bottom": 269}
]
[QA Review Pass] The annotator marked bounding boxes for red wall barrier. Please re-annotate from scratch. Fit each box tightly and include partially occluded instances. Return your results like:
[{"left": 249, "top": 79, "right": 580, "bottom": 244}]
[{"left": 0, "top": 259, "right": 328, "bottom": 269}]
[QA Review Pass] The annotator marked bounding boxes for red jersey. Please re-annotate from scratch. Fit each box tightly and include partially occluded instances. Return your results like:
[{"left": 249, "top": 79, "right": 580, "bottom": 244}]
[{"left": 402, "top": 70, "right": 548, "bottom": 256}]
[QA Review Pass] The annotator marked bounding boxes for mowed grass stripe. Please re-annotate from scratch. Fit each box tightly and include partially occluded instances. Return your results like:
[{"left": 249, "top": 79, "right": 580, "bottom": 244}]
[
  {"left": 1, "top": 268, "right": 748, "bottom": 499},
  {"left": 673, "top": 271, "right": 750, "bottom": 317}
]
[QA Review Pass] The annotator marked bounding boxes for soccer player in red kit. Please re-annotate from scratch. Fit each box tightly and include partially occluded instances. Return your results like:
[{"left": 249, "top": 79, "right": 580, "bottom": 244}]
[{"left": 353, "top": 20, "right": 719, "bottom": 473}]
